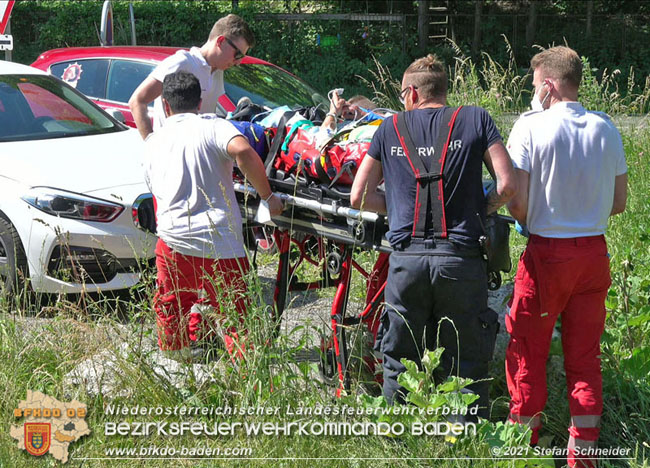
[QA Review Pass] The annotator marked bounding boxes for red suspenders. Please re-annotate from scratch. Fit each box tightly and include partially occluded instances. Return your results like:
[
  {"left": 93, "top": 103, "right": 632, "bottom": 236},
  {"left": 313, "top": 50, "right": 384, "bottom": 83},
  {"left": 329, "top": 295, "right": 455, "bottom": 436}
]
[{"left": 392, "top": 106, "right": 462, "bottom": 239}]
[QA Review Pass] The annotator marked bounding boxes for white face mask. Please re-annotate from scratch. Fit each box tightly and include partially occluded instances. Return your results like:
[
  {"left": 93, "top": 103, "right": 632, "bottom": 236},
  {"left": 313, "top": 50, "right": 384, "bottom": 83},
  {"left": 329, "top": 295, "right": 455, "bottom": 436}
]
[{"left": 530, "top": 84, "right": 550, "bottom": 111}]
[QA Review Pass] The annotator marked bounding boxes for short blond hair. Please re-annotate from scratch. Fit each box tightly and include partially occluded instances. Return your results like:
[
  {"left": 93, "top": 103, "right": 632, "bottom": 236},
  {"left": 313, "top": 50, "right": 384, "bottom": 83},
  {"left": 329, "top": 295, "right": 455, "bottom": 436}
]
[
  {"left": 403, "top": 54, "right": 447, "bottom": 100},
  {"left": 530, "top": 46, "right": 582, "bottom": 88},
  {"left": 208, "top": 14, "right": 255, "bottom": 48}
]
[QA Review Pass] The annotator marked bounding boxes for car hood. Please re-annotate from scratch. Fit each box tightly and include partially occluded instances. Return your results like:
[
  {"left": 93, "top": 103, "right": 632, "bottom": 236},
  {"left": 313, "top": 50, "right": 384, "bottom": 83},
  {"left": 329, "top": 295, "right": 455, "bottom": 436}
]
[{"left": 0, "top": 129, "right": 146, "bottom": 193}]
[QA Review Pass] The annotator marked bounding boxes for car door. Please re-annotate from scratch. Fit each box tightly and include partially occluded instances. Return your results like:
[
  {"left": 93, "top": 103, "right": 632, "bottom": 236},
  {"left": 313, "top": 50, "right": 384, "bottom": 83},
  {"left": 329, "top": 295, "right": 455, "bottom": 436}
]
[{"left": 105, "top": 59, "right": 155, "bottom": 127}]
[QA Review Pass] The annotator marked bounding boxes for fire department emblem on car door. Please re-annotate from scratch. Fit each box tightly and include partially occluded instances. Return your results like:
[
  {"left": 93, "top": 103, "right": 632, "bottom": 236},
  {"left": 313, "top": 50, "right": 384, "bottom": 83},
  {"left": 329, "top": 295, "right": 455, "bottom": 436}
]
[
  {"left": 24, "top": 422, "right": 51, "bottom": 456},
  {"left": 61, "top": 63, "right": 83, "bottom": 88}
]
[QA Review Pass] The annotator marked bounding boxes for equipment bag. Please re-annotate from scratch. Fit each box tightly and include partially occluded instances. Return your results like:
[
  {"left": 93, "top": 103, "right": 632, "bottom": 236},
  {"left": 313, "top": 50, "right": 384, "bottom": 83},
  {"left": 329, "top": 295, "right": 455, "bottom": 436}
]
[
  {"left": 483, "top": 214, "right": 512, "bottom": 274},
  {"left": 480, "top": 180, "right": 513, "bottom": 289},
  {"left": 265, "top": 109, "right": 317, "bottom": 175},
  {"left": 310, "top": 138, "right": 371, "bottom": 187},
  {"left": 273, "top": 124, "right": 320, "bottom": 175},
  {"left": 273, "top": 122, "right": 380, "bottom": 187},
  {"left": 312, "top": 122, "right": 381, "bottom": 186}
]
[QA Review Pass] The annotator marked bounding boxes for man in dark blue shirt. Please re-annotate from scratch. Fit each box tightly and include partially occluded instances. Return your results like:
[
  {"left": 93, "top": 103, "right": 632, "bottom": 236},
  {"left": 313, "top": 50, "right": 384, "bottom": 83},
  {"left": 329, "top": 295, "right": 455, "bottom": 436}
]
[{"left": 351, "top": 54, "right": 516, "bottom": 417}]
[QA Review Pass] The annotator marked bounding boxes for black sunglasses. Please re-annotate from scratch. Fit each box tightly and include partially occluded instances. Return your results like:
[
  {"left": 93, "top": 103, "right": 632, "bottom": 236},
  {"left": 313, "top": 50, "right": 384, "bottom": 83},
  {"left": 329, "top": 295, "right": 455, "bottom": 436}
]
[{"left": 224, "top": 37, "right": 246, "bottom": 60}]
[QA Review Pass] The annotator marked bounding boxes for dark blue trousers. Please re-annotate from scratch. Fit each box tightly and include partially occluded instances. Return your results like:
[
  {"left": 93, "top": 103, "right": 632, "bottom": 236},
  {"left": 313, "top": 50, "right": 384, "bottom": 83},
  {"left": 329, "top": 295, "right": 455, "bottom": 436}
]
[{"left": 378, "top": 239, "right": 498, "bottom": 419}]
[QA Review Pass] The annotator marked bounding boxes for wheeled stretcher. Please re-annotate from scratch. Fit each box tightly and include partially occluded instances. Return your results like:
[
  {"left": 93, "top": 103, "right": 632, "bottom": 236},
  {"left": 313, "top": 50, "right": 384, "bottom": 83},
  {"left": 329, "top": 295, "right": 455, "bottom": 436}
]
[
  {"left": 234, "top": 174, "right": 513, "bottom": 397},
  {"left": 227, "top": 102, "right": 512, "bottom": 395}
]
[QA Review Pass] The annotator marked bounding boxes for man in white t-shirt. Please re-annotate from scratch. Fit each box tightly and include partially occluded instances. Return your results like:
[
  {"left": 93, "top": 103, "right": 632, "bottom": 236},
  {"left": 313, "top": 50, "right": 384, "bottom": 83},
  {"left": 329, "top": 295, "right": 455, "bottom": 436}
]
[
  {"left": 505, "top": 46, "right": 627, "bottom": 468},
  {"left": 129, "top": 14, "right": 253, "bottom": 140},
  {"left": 144, "top": 71, "right": 283, "bottom": 360}
]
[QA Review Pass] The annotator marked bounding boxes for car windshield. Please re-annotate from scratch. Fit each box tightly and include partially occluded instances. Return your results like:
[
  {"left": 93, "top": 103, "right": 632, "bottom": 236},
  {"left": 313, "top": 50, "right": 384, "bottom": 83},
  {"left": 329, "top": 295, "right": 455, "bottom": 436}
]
[
  {"left": 224, "top": 63, "right": 328, "bottom": 110},
  {"left": 0, "top": 74, "right": 122, "bottom": 142}
]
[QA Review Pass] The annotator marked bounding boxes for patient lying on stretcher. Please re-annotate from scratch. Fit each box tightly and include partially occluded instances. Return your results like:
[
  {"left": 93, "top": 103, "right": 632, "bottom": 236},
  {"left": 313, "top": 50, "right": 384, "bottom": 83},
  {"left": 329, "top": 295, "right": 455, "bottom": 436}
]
[{"left": 321, "top": 92, "right": 381, "bottom": 133}]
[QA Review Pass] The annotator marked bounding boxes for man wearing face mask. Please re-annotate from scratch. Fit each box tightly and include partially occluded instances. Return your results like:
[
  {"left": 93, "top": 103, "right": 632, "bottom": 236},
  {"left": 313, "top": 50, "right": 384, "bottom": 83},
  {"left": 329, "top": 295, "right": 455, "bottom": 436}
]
[{"left": 505, "top": 46, "right": 628, "bottom": 468}]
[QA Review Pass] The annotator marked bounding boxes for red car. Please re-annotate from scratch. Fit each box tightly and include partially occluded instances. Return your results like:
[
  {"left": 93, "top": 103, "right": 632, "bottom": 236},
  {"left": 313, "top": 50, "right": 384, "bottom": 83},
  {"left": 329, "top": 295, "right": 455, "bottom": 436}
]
[{"left": 31, "top": 46, "right": 327, "bottom": 127}]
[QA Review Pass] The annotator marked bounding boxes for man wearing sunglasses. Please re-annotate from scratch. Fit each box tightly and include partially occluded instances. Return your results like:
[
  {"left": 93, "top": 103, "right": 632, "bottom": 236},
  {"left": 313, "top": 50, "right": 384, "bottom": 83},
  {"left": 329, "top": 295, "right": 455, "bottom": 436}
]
[
  {"left": 130, "top": 14, "right": 254, "bottom": 140},
  {"left": 351, "top": 54, "right": 516, "bottom": 419}
]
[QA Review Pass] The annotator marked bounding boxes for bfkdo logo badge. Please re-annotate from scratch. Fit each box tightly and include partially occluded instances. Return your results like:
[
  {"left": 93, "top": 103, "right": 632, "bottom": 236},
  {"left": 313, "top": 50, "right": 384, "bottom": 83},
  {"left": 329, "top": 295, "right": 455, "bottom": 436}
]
[
  {"left": 24, "top": 422, "right": 51, "bottom": 456},
  {"left": 10, "top": 391, "right": 90, "bottom": 463}
]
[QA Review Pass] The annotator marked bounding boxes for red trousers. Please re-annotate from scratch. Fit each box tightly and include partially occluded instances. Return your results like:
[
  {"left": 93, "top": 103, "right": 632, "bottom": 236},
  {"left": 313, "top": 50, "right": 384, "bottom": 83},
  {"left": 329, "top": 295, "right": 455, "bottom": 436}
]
[
  {"left": 506, "top": 235, "right": 610, "bottom": 468},
  {"left": 153, "top": 239, "right": 250, "bottom": 352}
]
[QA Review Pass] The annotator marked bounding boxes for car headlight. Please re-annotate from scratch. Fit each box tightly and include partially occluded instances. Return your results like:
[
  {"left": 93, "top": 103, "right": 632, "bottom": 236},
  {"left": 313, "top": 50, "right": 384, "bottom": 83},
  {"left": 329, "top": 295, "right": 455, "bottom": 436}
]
[{"left": 22, "top": 187, "right": 124, "bottom": 222}]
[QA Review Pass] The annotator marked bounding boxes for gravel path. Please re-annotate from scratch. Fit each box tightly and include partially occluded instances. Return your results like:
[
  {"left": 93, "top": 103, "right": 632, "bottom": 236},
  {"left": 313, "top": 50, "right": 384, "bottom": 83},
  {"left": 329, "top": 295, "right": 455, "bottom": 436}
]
[{"left": 256, "top": 261, "right": 514, "bottom": 364}]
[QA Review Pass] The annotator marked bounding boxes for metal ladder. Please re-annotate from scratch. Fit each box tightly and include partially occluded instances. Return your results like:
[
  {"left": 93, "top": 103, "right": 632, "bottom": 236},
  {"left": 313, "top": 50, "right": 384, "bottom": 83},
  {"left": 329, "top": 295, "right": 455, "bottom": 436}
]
[{"left": 428, "top": 1, "right": 450, "bottom": 42}]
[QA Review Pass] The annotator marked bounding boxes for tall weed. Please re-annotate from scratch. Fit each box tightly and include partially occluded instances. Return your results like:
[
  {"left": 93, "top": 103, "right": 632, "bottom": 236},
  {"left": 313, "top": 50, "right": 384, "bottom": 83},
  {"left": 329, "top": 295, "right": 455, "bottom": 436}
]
[
  {"left": 580, "top": 59, "right": 650, "bottom": 114},
  {"left": 447, "top": 36, "right": 529, "bottom": 114},
  {"left": 361, "top": 37, "right": 650, "bottom": 116}
]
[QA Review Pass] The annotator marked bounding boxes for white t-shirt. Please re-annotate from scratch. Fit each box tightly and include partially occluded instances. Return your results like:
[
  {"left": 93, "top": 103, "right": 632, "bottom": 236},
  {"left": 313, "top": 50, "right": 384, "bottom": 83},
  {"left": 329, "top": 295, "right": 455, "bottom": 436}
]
[
  {"left": 144, "top": 113, "right": 245, "bottom": 259},
  {"left": 150, "top": 47, "right": 225, "bottom": 130},
  {"left": 507, "top": 102, "right": 627, "bottom": 238}
]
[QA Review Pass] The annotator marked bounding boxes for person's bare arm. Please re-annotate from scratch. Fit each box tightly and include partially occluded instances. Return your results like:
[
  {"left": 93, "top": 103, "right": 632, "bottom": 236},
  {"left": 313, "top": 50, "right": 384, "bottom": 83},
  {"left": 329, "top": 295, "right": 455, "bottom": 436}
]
[
  {"left": 321, "top": 92, "right": 347, "bottom": 132},
  {"left": 350, "top": 156, "right": 385, "bottom": 214},
  {"left": 507, "top": 169, "right": 529, "bottom": 224},
  {"left": 228, "top": 136, "right": 283, "bottom": 216},
  {"left": 128, "top": 76, "right": 162, "bottom": 140},
  {"left": 483, "top": 141, "right": 517, "bottom": 215},
  {"left": 610, "top": 173, "right": 628, "bottom": 216}
]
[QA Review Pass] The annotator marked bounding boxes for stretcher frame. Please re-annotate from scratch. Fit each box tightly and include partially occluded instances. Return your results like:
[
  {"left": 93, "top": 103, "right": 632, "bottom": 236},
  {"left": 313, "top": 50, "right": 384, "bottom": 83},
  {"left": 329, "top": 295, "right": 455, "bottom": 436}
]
[
  {"left": 236, "top": 181, "right": 389, "bottom": 396},
  {"left": 235, "top": 178, "right": 514, "bottom": 398}
]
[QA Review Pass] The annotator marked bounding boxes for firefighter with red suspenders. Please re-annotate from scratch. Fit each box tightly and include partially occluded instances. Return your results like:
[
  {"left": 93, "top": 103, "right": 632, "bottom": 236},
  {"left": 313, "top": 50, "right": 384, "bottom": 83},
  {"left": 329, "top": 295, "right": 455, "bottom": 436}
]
[
  {"left": 351, "top": 55, "right": 516, "bottom": 417},
  {"left": 506, "top": 46, "right": 628, "bottom": 468}
]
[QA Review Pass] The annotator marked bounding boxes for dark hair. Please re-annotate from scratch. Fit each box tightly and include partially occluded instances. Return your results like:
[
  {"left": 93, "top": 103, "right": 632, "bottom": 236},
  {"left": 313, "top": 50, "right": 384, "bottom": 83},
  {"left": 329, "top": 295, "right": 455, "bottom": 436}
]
[
  {"left": 162, "top": 71, "right": 201, "bottom": 113},
  {"left": 403, "top": 54, "right": 447, "bottom": 100},
  {"left": 208, "top": 13, "right": 256, "bottom": 48},
  {"left": 530, "top": 46, "right": 582, "bottom": 89}
]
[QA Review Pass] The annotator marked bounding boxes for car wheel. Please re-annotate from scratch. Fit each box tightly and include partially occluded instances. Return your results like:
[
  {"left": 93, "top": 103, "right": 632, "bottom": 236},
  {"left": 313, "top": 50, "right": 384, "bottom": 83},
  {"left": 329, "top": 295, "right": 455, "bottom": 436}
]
[{"left": 0, "top": 216, "right": 28, "bottom": 295}]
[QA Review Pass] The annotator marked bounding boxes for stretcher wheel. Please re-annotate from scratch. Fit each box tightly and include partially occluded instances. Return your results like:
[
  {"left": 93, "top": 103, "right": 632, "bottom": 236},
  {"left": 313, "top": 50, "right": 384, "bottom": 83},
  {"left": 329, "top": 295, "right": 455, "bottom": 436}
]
[
  {"left": 352, "top": 221, "right": 366, "bottom": 242},
  {"left": 326, "top": 251, "right": 342, "bottom": 276},
  {"left": 319, "top": 322, "right": 381, "bottom": 394}
]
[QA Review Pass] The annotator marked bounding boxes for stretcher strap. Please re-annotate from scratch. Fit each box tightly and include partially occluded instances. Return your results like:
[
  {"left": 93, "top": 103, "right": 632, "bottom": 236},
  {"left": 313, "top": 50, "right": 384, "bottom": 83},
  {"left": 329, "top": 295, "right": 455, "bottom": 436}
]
[
  {"left": 265, "top": 110, "right": 298, "bottom": 175},
  {"left": 313, "top": 128, "right": 354, "bottom": 185},
  {"left": 393, "top": 106, "right": 462, "bottom": 239}
]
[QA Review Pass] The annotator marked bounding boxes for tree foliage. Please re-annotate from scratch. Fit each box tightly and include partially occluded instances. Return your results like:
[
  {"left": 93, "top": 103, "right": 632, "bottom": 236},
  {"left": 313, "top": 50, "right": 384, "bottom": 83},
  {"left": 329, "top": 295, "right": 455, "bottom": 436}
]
[{"left": 8, "top": 1, "right": 650, "bottom": 100}]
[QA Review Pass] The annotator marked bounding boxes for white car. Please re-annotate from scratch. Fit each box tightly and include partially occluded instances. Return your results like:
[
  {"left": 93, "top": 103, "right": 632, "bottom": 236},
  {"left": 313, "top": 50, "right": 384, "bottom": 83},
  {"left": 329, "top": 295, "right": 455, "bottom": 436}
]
[{"left": 0, "top": 60, "right": 156, "bottom": 295}]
